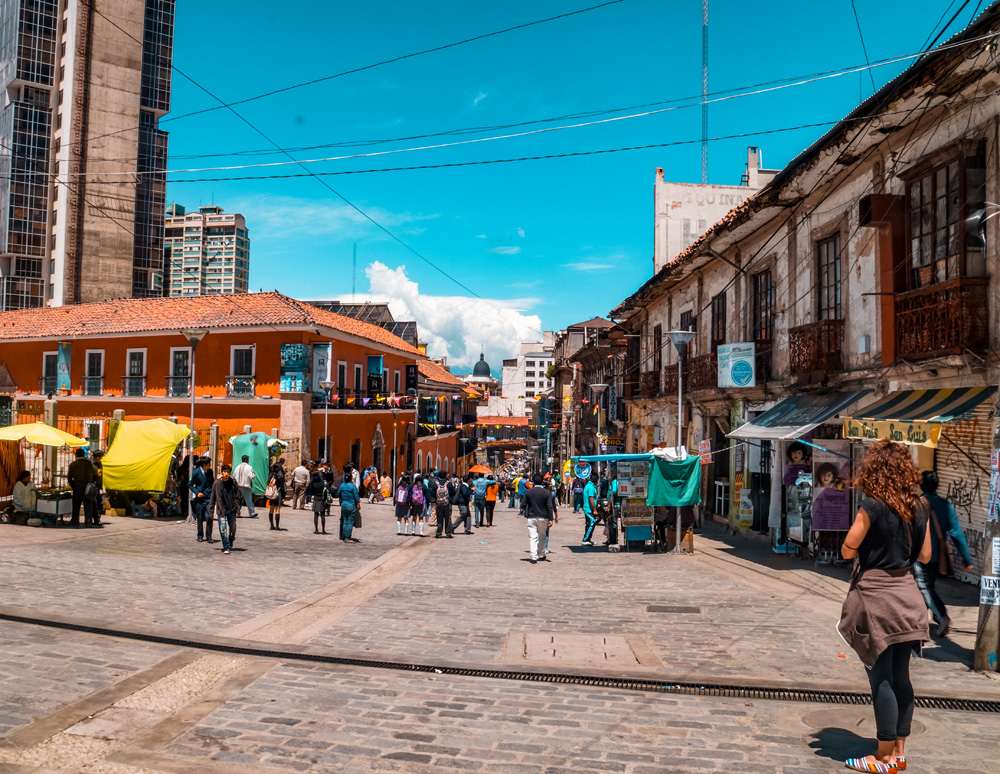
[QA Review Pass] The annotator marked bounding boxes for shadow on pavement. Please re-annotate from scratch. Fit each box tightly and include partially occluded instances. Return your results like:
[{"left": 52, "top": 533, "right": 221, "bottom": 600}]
[{"left": 807, "top": 727, "right": 869, "bottom": 763}]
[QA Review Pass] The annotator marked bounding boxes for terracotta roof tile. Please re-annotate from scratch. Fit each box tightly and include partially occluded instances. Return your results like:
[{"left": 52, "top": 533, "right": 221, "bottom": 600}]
[
  {"left": 418, "top": 359, "right": 467, "bottom": 387},
  {"left": 0, "top": 292, "right": 423, "bottom": 355}
]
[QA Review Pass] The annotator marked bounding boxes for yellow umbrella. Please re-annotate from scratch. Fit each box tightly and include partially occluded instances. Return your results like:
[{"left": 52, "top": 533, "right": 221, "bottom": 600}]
[{"left": 0, "top": 422, "right": 88, "bottom": 447}]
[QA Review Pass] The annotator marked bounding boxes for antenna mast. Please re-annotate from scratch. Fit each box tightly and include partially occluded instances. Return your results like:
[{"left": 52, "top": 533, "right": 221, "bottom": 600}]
[
  {"left": 352, "top": 242, "right": 357, "bottom": 300},
  {"left": 701, "top": 0, "right": 709, "bottom": 184}
]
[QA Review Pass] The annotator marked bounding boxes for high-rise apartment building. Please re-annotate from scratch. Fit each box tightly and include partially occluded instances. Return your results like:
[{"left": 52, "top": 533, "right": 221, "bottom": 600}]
[
  {"left": 163, "top": 203, "right": 250, "bottom": 296},
  {"left": 0, "top": 0, "right": 175, "bottom": 311}
]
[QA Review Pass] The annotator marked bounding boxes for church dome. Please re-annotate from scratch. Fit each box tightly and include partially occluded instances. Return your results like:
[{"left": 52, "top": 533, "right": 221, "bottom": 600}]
[{"left": 472, "top": 352, "right": 492, "bottom": 378}]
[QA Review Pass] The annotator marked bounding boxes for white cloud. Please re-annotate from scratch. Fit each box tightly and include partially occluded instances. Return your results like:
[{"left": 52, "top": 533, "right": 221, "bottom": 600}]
[
  {"left": 489, "top": 245, "right": 521, "bottom": 255},
  {"left": 364, "top": 261, "right": 541, "bottom": 372},
  {"left": 564, "top": 261, "right": 615, "bottom": 271},
  {"left": 516, "top": 228, "right": 525, "bottom": 238},
  {"left": 475, "top": 234, "right": 487, "bottom": 239},
  {"left": 473, "top": 91, "right": 489, "bottom": 107}
]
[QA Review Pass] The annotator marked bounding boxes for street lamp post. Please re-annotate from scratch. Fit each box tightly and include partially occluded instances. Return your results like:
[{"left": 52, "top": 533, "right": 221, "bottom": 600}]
[
  {"left": 590, "top": 383, "right": 608, "bottom": 452},
  {"left": 390, "top": 406, "right": 400, "bottom": 484},
  {"left": 667, "top": 330, "right": 696, "bottom": 554},
  {"left": 181, "top": 329, "right": 209, "bottom": 501},
  {"left": 319, "top": 380, "right": 335, "bottom": 462}
]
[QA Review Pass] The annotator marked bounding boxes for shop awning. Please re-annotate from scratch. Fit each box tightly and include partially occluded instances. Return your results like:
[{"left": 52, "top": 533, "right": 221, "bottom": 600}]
[
  {"left": 842, "top": 386, "right": 997, "bottom": 447},
  {"left": 728, "top": 391, "right": 871, "bottom": 441}
]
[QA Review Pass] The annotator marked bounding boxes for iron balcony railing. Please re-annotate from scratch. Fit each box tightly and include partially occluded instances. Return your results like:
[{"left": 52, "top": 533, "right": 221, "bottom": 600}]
[
  {"left": 789, "top": 319, "right": 845, "bottom": 375},
  {"left": 81, "top": 376, "right": 104, "bottom": 396},
  {"left": 226, "top": 376, "right": 256, "bottom": 399},
  {"left": 894, "top": 277, "right": 989, "bottom": 360},
  {"left": 121, "top": 376, "right": 146, "bottom": 397},
  {"left": 165, "top": 375, "right": 191, "bottom": 398}
]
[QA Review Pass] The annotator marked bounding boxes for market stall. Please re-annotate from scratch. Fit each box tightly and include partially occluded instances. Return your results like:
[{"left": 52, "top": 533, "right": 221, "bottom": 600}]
[
  {"left": 102, "top": 418, "right": 191, "bottom": 518},
  {"left": 572, "top": 451, "right": 701, "bottom": 552},
  {"left": 0, "top": 422, "right": 87, "bottom": 526},
  {"left": 229, "top": 432, "right": 287, "bottom": 499}
]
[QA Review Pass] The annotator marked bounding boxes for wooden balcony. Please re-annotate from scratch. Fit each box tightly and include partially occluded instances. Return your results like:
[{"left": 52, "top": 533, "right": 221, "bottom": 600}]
[
  {"left": 622, "top": 372, "right": 640, "bottom": 399},
  {"left": 639, "top": 370, "right": 660, "bottom": 398},
  {"left": 688, "top": 352, "right": 717, "bottom": 391},
  {"left": 789, "top": 319, "right": 845, "bottom": 375},
  {"left": 663, "top": 367, "right": 678, "bottom": 395},
  {"left": 895, "top": 277, "right": 989, "bottom": 360}
]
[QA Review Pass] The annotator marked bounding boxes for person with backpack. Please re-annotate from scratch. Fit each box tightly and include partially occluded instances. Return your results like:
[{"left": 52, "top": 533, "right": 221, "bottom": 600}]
[
  {"left": 365, "top": 467, "right": 380, "bottom": 503},
  {"left": 266, "top": 459, "right": 286, "bottom": 531},
  {"left": 409, "top": 473, "right": 427, "bottom": 536},
  {"left": 452, "top": 474, "right": 474, "bottom": 534},
  {"left": 337, "top": 463, "right": 361, "bottom": 543},
  {"left": 572, "top": 476, "right": 585, "bottom": 513},
  {"left": 394, "top": 473, "right": 412, "bottom": 535},
  {"left": 433, "top": 470, "right": 456, "bottom": 538},
  {"left": 913, "top": 471, "right": 974, "bottom": 637},
  {"left": 422, "top": 474, "right": 435, "bottom": 527},
  {"left": 309, "top": 469, "right": 331, "bottom": 535}
]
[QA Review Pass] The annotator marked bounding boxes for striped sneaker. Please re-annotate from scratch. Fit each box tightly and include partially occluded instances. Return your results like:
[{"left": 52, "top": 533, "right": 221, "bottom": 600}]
[{"left": 845, "top": 758, "right": 897, "bottom": 774}]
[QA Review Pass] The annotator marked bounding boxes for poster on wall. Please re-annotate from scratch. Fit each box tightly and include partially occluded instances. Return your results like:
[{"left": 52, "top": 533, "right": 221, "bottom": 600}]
[
  {"left": 617, "top": 460, "right": 648, "bottom": 498},
  {"left": 811, "top": 440, "right": 851, "bottom": 531},
  {"left": 311, "top": 343, "right": 331, "bottom": 395},
  {"left": 57, "top": 342, "right": 71, "bottom": 391},
  {"left": 718, "top": 342, "right": 756, "bottom": 388},
  {"left": 279, "top": 344, "right": 311, "bottom": 393},
  {"left": 738, "top": 489, "right": 753, "bottom": 529}
]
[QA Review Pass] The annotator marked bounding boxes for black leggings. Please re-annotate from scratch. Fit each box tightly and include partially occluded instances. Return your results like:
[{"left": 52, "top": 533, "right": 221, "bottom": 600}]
[{"left": 866, "top": 642, "right": 915, "bottom": 742}]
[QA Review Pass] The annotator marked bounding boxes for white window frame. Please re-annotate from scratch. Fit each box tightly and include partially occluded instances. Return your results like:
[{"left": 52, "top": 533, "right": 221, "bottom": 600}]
[
  {"left": 84, "top": 349, "right": 104, "bottom": 377},
  {"left": 126, "top": 348, "right": 147, "bottom": 377},
  {"left": 42, "top": 350, "right": 57, "bottom": 377},
  {"left": 169, "top": 346, "right": 191, "bottom": 376},
  {"left": 230, "top": 345, "right": 256, "bottom": 377}
]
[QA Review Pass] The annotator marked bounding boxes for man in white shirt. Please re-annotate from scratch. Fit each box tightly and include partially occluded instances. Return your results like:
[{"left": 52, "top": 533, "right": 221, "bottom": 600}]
[
  {"left": 291, "top": 459, "right": 311, "bottom": 509},
  {"left": 13, "top": 470, "right": 37, "bottom": 515},
  {"left": 233, "top": 455, "right": 257, "bottom": 519}
]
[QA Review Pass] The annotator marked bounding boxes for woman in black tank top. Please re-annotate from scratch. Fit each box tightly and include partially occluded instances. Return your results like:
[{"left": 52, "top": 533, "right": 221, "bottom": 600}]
[{"left": 838, "top": 440, "right": 932, "bottom": 774}]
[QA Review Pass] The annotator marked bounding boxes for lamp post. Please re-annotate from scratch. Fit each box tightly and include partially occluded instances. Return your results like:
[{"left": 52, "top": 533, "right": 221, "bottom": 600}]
[
  {"left": 667, "top": 330, "right": 696, "bottom": 554},
  {"left": 590, "top": 383, "right": 608, "bottom": 452},
  {"left": 319, "top": 380, "right": 335, "bottom": 462},
  {"left": 180, "top": 329, "right": 208, "bottom": 486},
  {"left": 390, "top": 406, "right": 400, "bottom": 484}
]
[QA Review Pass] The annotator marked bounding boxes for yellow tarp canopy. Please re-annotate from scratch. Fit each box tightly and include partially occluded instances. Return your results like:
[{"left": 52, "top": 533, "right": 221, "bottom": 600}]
[{"left": 102, "top": 418, "right": 191, "bottom": 492}]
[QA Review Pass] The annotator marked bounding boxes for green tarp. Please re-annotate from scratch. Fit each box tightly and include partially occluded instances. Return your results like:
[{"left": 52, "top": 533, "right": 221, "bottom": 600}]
[
  {"left": 646, "top": 455, "right": 702, "bottom": 507},
  {"left": 229, "top": 432, "right": 281, "bottom": 497},
  {"left": 103, "top": 418, "right": 190, "bottom": 492}
]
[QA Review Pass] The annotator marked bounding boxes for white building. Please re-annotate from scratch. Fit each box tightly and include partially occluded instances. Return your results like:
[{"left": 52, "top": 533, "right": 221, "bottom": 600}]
[
  {"left": 653, "top": 147, "right": 776, "bottom": 273},
  {"left": 480, "top": 333, "right": 555, "bottom": 417}
]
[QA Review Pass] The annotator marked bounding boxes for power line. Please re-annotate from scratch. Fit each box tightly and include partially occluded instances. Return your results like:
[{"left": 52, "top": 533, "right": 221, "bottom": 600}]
[{"left": 849, "top": 0, "right": 877, "bottom": 94}]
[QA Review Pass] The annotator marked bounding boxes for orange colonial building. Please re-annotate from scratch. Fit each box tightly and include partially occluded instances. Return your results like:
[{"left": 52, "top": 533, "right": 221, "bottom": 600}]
[{"left": 0, "top": 292, "right": 423, "bottom": 470}]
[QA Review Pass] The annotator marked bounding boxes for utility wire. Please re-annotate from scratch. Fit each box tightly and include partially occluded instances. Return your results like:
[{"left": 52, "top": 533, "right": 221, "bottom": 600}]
[{"left": 849, "top": 0, "right": 877, "bottom": 94}]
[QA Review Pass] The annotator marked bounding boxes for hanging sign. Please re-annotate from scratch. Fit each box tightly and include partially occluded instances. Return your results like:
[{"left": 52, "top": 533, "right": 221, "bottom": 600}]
[
  {"left": 981, "top": 575, "right": 1000, "bottom": 606},
  {"left": 738, "top": 488, "right": 753, "bottom": 529},
  {"left": 843, "top": 418, "right": 941, "bottom": 447},
  {"left": 57, "top": 342, "right": 72, "bottom": 391},
  {"left": 698, "top": 438, "right": 711, "bottom": 465},
  {"left": 718, "top": 343, "right": 756, "bottom": 388},
  {"left": 811, "top": 440, "right": 851, "bottom": 531}
]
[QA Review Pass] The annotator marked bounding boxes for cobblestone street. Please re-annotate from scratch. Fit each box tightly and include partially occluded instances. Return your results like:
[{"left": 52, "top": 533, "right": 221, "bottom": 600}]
[{"left": 1, "top": 502, "right": 997, "bottom": 773}]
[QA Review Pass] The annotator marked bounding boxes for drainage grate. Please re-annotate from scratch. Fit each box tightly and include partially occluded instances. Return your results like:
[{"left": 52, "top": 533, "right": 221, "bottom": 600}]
[
  {"left": 3, "top": 612, "right": 998, "bottom": 714},
  {"left": 647, "top": 605, "right": 701, "bottom": 614}
]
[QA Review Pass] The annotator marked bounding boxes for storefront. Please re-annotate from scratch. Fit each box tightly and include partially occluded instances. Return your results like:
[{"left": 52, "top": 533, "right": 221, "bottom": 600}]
[
  {"left": 842, "top": 386, "right": 997, "bottom": 583},
  {"left": 728, "top": 391, "right": 870, "bottom": 557}
]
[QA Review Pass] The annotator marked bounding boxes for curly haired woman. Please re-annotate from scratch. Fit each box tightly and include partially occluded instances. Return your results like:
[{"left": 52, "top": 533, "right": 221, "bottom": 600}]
[{"left": 838, "top": 440, "right": 932, "bottom": 774}]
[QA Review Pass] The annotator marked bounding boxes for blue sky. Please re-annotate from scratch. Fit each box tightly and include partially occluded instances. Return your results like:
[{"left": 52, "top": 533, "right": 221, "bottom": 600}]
[{"left": 165, "top": 0, "right": 987, "bottom": 372}]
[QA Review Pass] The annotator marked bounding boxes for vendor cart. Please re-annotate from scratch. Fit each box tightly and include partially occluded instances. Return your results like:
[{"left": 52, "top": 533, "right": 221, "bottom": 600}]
[{"left": 35, "top": 488, "right": 74, "bottom": 525}]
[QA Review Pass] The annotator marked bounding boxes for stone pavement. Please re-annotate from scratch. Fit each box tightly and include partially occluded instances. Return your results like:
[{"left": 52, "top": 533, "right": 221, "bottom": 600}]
[{"left": 0, "top": 499, "right": 997, "bottom": 773}]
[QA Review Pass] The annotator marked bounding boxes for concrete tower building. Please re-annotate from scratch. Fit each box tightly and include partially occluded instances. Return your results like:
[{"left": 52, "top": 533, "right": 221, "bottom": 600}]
[
  {"left": 0, "top": 0, "right": 175, "bottom": 311},
  {"left": 163, "top": 204, "right": 250, "bottom": 296}
]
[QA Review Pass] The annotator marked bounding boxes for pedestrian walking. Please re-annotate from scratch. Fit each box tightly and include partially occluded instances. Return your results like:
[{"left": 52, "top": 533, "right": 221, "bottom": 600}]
[
  {"left": 266, "top": 459, "right": 286, "bottom": 530},
  {"left": 472, "top": 473, "right": 489, "bottom": 527},
  {"left": 380, "top": 471, "right": 392, "bottom": 500},
  {"left": 433, "top": 470, "right": 455, "bottom": 538},
  {"left": 581, "top": 473, "right": 598, "bottom": 545},
  {"left": 394, "top": 473, "right": 412, "bottom": 535},
  {"left": 90, "top": 449, "right": 105, "bottom": 526},
  {"left": 291, "top": 459, "right": 310, "bottom": 509},
  {"left": 422, "top": 473, "right": 435, "bottom": 527},
  {"left": 913, "top": 471, "right": 974, "bottom": 637},
  {"left": 524, "top": 473, "right": 554, "bottom": 564},
  {"left": 176, "top": 450, "right": 190, "bottom": 521},
  {"left": 509, "top": 475, "right": 520, "bottom": 508},
  {"left": 452, "top": 474, "right": 474, "bottom": 534},
  {"left": 309, "top": 470, "right": 330, "bottom": 534},
  {"left": 365, "top": 467, "right": 380, "bottom": 503},
  {"left": 233, "top": 454, "right": 257, "bottom": 519},
  {"left": 837, "top": 440, "right": 932, "bottom": 774},
  {"left": 410, "top": 474, "right": 427, "bottom": 536},
  {"left": 338, "top": 464, "right": 361, "bottom": 543},
  {"left": 207, "top": 463, "right": 238, "bottom": 554},
  {"left": 484, "top": 474, "right": 498, "bottom": 527},
  {"left": 67, "top": 447, "right": 98, "bottom": 528},
  {"left": 572, "top": 476, "right": 584, "bottom": 513},
  {"left": 544, "top": 476, "right": 559, "bottom": 555},
  {"left": 189, "top": 457, "right": 214, "bottom": 543}
]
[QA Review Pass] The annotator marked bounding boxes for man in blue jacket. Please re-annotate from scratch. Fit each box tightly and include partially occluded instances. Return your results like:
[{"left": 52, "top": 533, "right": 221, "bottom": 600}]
[
  {"left": 189, "top": 458, "right": 214, "bottom": 543},
  {"left": 915, "top": 471, "right": 974, "bottom": 637}
]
